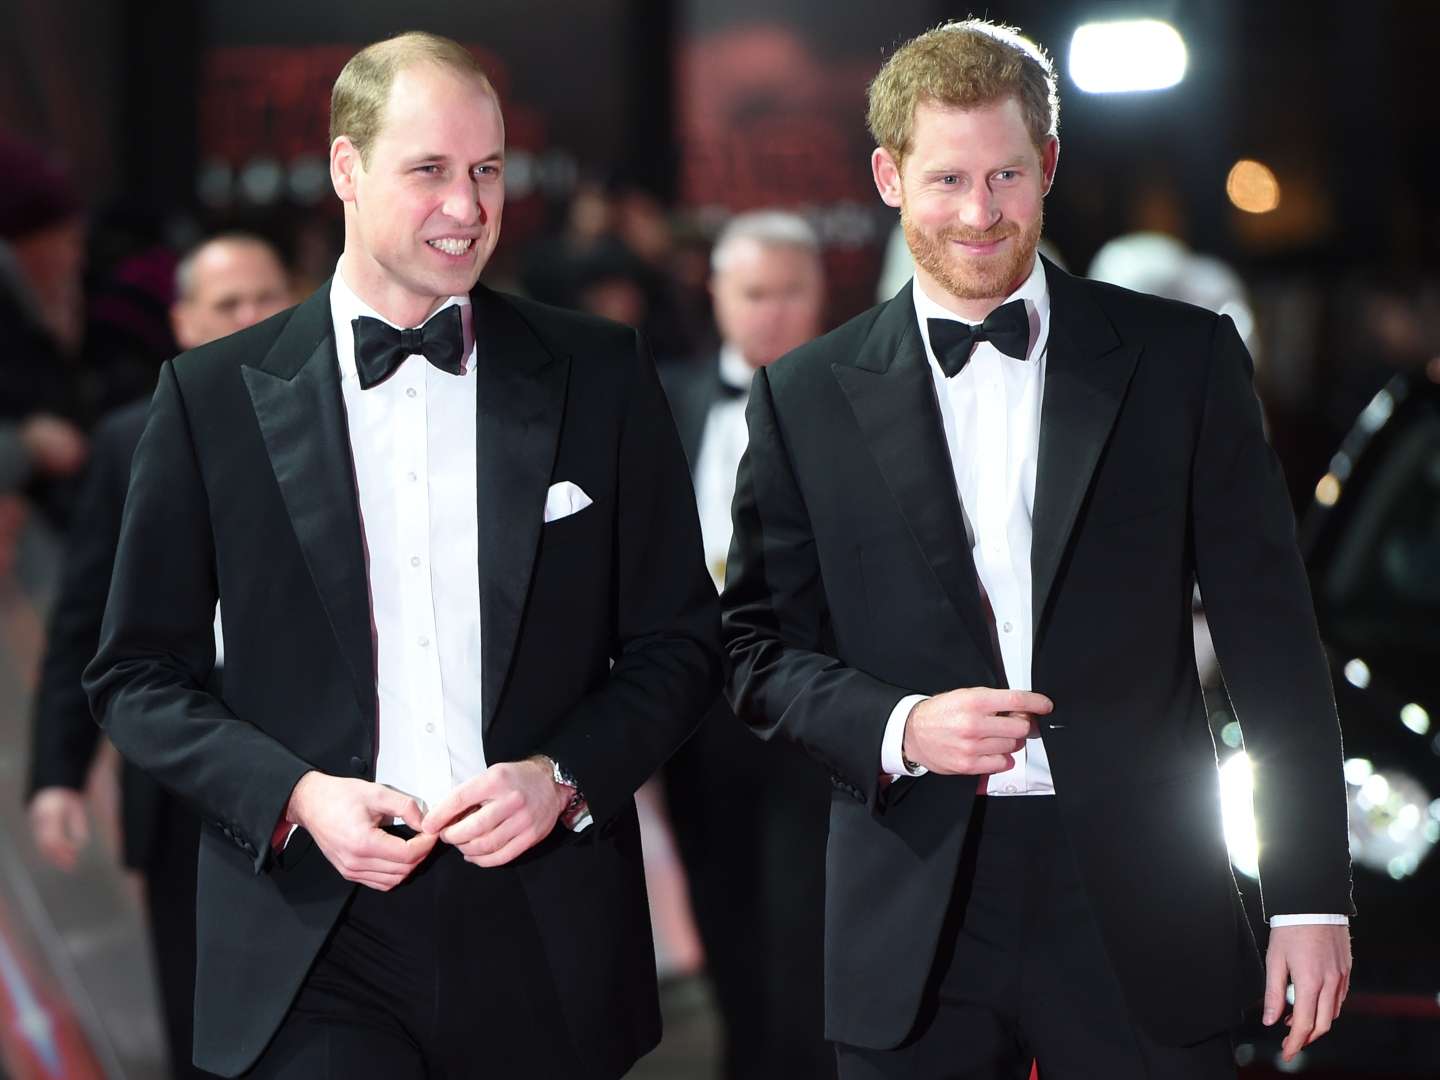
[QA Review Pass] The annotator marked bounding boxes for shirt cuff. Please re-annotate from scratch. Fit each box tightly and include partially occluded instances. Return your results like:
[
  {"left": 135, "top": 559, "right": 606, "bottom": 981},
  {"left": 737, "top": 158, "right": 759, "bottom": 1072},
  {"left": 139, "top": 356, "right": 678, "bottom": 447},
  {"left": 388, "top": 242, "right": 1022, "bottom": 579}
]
[
  {"left": 881, "top": 695, "right": 929, "bottom": 778},
  {"left": 1268, "top": 914, "right": 1350, "bottom": 927}
]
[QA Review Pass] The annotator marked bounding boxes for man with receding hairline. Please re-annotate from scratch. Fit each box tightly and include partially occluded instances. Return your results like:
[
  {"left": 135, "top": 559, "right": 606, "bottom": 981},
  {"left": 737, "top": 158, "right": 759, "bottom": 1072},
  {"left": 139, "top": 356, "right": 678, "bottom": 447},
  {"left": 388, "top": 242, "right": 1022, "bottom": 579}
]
[
  {"left": 86, "top": 31, "right": 718, "bottom": 1079},
  {"left": 28, "top": 229, "right": 288, "bottom": 1080},
  {"left": 722, "top": 18, "right": 1351, "bottom": 1079}
]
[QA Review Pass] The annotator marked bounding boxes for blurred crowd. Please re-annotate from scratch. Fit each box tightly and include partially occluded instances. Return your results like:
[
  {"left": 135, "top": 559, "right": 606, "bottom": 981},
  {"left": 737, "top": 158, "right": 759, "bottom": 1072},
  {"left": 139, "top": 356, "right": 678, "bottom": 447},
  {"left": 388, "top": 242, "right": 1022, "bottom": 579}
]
[{"left": 3, "top": 118, "right": 1437, "bottom": 1078}]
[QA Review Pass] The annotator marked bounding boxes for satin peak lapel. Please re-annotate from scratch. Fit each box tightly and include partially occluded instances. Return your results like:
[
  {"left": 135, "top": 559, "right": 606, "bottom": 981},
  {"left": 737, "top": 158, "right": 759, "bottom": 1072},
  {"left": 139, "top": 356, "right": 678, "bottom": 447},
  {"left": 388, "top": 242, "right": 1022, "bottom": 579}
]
[
  {"left": 470, "top": 288, "right": 570, "bottom": 738},
  {"left": 1031, "top": 263, "right": 1142, "bottom": 643},
  {"left": 241, "top": 282, "right": 376, "bottom": 730},
  {"left": 831, "top": 285, "right": 999, "bottom": 679}
]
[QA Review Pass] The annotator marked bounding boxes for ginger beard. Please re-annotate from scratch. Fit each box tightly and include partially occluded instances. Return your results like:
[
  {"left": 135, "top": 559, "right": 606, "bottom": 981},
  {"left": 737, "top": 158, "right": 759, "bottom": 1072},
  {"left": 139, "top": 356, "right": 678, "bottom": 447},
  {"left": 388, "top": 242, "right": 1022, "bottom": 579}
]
[{"left": 901, "top": 196, "right": 1043, "bottom": 304}]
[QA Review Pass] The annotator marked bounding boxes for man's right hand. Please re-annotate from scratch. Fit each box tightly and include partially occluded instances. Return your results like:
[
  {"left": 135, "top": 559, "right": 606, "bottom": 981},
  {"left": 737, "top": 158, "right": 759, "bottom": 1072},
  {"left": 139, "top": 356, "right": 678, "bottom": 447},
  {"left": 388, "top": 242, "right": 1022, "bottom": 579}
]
[
  {"left": 284, "top": 771, "right": 437, "bottom": 891},
  {"left": 902, "top": 688, "right": 1053, "bottom": 775},
  {"left": 29, "top": 786, "right": 91, "bottom": 871}
]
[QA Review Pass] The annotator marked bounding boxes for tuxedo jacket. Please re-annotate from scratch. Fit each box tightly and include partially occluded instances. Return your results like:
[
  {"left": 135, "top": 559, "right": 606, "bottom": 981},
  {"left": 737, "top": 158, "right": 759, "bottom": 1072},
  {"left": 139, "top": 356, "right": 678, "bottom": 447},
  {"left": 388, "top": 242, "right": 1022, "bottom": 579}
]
[
  {"left": 28, "top": 400, "right": 178, "bottom": 870},
  {"left": 85, "top": 282, "right": 721, "bottom": 1078},
  {"left": 721, "top": 258, "right": 1353, "bottom": 1050}
]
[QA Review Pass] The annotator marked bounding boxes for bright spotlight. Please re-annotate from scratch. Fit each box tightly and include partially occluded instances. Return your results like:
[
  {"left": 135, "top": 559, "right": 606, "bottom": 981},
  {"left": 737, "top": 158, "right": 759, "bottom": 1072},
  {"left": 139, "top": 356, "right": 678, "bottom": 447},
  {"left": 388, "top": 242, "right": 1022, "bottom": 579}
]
[
  {"left": 1069, "top": 20, "right": 1188, "bottom": 94},
  {"left": 1227, "top": 160, "right": 1282, "bottom": 214},
  {"left": 1219, "top": 752, "right": 1260, "bottom": 879}
]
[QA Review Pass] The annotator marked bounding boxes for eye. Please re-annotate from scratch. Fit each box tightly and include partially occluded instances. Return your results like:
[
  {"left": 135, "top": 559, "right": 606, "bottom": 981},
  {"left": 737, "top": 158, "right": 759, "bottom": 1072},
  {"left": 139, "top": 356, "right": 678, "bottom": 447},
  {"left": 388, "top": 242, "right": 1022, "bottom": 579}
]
[
  {"left": 473, "top": 164, "right": 500, "bottom": 178},
  {"left": 995, "top": 170, "right": 1019, "bottom": 182},
  {"left": 940, "top": 175, "right": 959, "bottom": 185},
  {"left": 415, "top": 164, "right": 441, "bottom": 176}
]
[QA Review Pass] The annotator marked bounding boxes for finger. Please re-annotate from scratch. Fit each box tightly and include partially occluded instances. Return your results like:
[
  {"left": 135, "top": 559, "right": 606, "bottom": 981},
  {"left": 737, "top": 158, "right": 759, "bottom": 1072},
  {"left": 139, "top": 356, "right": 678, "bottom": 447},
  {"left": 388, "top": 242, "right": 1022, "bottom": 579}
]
[
  {"left": 974, "top": 753, "right": 1016, "bottom": 775},
  {"left": 440, "top": 792, "right": 521, "bottom": 846},
  {"left": 350, "top": 827, "right": 430, "bottom": 865},
  {"left": 422, "top": 773, "right": 496, "bottom": 833},
  {"left": 458, "top": 811, "right": 526, "bottom": 859},
  {"left": 351, "top": 871, "right": 408, "bottom": 891},
  {"left": 973, "top": 688, "right": 1054, "bottom": 715},
  {"left": 1308, "top": 977, "right": 1342, "bottom": 1045},
  {"left": 368, "top": 786, "right": 426, "bottom": 832},
  {"left": 1262, "top": 952, "right": 1289, "bottom": 1026},
  {"left": 1283, "top": 980, "right": 1317, "bottom": 1061},
  {"left": 467, "top": 830, "right": 539, "bottom": 868}
]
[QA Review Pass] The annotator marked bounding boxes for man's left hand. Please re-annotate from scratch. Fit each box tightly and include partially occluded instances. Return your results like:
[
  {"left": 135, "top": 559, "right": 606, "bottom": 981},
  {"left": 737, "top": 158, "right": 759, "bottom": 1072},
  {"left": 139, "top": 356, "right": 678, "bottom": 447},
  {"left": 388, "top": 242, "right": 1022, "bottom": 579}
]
[
  {"left": 1264, "top": 923, "right": 1352, "bottom": 1062},
  {"left": 421, "top": 758, "right": 569, "bottom": 867}
]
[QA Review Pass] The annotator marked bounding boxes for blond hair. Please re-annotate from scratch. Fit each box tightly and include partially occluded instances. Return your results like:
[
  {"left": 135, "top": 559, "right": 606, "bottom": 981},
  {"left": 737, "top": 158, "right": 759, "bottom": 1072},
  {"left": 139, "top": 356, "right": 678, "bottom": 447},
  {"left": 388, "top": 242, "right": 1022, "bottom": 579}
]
[
  {"left": 866, "top": 19, "right": 1058, "bottom": 166},
  {"left": 330, "top": 31, "right": 496, "bottom": 165}
]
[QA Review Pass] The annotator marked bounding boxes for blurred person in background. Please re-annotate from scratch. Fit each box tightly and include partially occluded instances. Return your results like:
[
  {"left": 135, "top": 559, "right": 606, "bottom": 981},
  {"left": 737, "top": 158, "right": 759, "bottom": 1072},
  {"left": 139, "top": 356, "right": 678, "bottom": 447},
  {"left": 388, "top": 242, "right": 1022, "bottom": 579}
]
[
  {"left": 662, "top": 210, "right": 834, "bottom": 1078},
  {"left": 85, "top": 31, "right": 717, "bottom": 1080},
  {"left": 721, "top": 19, "right": 1352, "bottom": 1078},
  {"left": 0, "top": 132, "right": 91, "bottom": 547},
  {"left": 27, "top": 231, "right": 291, "bottom": 1080}
]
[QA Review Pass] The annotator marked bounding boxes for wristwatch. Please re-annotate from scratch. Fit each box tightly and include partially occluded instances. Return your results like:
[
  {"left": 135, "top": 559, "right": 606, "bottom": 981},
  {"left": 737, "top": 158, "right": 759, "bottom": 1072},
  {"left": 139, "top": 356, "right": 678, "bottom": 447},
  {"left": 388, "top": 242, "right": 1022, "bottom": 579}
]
[{"left": 542, "top": 755, "right": 586, "bottom": 818}]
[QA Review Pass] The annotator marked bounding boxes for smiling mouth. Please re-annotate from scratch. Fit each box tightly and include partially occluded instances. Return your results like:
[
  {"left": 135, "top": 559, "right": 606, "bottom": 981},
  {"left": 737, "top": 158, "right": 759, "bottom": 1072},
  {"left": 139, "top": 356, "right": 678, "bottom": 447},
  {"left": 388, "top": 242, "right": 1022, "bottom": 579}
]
[{"left": 427, "top": 238, "right": 475, "bottom": 256}]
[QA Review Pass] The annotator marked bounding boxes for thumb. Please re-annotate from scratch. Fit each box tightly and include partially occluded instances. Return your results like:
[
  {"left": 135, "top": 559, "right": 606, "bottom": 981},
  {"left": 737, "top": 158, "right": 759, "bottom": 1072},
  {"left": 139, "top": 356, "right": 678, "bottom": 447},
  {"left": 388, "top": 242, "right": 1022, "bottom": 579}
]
[
  {"left": 1263, "top": 950, "right": 1289, "bottom": 1026},
  {"left": 369, "top": 784, "right": 424, "bottom": 831}
]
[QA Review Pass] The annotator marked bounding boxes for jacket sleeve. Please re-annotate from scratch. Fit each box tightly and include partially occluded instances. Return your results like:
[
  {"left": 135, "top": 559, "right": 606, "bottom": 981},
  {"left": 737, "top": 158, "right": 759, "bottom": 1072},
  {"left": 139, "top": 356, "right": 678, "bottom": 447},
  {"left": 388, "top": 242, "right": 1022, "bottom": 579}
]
[
  {"left": 83, "top": 362, "right": 311, "bottom": 873},
  {"left": 26, "top": 415, "right": 132, "bottom": 796},
  {"left": 1190, "top": 315, "right": 1354, "bottom": 918},
  {"left": 721, "top": 367, "right": 911, "bottom": 810},
  {"left": 536, "top": 331, "right": 723, "bottom": 827}
]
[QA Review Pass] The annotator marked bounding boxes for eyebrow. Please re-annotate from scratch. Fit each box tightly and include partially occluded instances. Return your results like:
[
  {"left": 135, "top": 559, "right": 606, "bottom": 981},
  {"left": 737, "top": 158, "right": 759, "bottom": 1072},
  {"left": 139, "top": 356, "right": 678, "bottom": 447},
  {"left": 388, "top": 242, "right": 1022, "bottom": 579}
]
[{"left": 400, "top": 150, "right": 505, "bottom": 168}]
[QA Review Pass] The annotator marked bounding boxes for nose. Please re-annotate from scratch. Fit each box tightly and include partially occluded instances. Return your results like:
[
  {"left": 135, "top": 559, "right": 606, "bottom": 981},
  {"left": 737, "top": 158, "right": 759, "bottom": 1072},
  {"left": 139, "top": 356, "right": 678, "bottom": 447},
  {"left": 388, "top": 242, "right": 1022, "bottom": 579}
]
[
  {"left": 442, "top": 176, "right": 482, "bottom": 227},
  {"left": 957, "top": 184, "right": 1000, "bottom": 232}
]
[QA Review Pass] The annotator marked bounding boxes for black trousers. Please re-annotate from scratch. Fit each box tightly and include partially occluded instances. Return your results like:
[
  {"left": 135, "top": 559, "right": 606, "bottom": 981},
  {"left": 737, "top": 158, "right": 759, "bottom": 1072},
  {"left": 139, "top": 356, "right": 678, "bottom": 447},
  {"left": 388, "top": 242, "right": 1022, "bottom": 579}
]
[
  {"left": 243, "top": 839, "right": 578, "bottom": 1079},
  {"left": 665, "top": 704, "right": 834, "bottom": 1079},
  {"left": 835, "top": 797, "right": 1236, "bottom": 1080}
]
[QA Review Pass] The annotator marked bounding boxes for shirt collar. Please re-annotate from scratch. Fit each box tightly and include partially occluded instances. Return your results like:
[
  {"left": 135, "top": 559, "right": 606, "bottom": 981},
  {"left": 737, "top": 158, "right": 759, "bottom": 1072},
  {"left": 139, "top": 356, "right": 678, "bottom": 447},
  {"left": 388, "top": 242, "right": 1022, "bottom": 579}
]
[
  {"left": 718, "top": 343, "right": 759, "bottom": 393},
  {"left": 912, "top": 255, "right": 1050, "bottom": 367},
  {"left": 328, "top": 261, "right": 475, "bottom": 383}
]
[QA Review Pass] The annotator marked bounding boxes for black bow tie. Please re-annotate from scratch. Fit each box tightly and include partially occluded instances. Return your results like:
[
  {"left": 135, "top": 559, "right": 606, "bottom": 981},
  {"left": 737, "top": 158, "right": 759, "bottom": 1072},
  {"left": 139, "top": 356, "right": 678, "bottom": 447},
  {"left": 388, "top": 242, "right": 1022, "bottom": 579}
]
[
  {"left": 352, "top": 305, "right": 466, "bottom": 390},
  {"left": 928, "top": 299, "right": 1031, "bottom": 378}
]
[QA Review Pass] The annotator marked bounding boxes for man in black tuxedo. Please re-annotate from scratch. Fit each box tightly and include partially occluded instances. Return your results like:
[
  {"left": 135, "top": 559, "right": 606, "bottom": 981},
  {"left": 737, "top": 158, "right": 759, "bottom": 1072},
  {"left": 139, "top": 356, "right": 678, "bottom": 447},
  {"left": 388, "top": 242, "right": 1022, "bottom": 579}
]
[
  {"left": 662, "top": 210, "right": 833, "bottom": 1078},
  {"left": 721, "top": 20, "right": 1352, "bottom": 1079},
  {"left": 27, "top": 232, "right": 290, "bottom": 1079},
  {"left": 85, "top": 32, "right": 719, "bottom": 1080}
]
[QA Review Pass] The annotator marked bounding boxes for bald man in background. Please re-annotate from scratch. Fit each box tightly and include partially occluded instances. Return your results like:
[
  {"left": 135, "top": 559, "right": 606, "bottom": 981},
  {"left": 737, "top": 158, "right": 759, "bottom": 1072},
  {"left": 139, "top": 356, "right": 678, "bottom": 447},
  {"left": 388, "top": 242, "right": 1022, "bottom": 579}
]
[
  {"left": 27, "top": 232, "right": 290, "bottom": 1080},
  {"left": 662, "top": 211, "right": 835, "bottom": 1079}
]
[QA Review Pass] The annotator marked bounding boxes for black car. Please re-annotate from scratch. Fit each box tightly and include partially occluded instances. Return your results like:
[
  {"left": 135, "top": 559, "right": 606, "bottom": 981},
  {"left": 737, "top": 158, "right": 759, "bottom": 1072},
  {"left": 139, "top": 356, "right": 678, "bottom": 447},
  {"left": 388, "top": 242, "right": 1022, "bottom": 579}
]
[{"left": 1213, "top": 370, "right": 1440, "bottom": 1076}]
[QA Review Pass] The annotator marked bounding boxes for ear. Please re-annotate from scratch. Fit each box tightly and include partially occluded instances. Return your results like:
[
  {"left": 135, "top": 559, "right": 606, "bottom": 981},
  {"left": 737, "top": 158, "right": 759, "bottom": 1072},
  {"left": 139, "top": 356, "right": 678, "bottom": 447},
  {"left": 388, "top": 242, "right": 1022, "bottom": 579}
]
[
  {"left": 1040, "top": 136, "right": 1060, "bottom": 196},
  {"left": 169, "top": 302, "right": 193, "bottom": 352},
  {"left": 872, "top": 146, "right": 903, "bottom": 210},
  {"left": 330, "top": 136, "right": 363, "bottom": 203}
]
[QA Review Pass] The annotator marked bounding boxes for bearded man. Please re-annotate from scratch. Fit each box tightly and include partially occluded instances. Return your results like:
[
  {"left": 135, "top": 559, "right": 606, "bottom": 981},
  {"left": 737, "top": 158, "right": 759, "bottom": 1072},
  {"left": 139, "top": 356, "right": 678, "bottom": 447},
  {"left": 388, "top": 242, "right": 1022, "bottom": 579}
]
[{"left": 720, "top": 19, "right": 1352, "bottom": 1079}]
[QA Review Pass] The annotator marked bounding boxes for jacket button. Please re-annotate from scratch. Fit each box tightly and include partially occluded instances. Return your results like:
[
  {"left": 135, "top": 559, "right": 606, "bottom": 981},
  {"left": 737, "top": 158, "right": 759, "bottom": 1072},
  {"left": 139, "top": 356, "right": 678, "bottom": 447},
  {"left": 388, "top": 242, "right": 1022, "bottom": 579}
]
[{"left": 350, "top": 756, "right": 367, "bottom": 774}]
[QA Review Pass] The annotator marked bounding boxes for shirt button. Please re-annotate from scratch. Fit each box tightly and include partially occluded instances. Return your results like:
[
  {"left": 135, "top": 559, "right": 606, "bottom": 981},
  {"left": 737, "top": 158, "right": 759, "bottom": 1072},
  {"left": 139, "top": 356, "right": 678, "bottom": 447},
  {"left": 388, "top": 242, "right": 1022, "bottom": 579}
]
[
  {"left": 410, "top": 556, "right": 421, "bottom": 567},
  {"left": 407, "top": 471, "right": 418, "bottom": 482},
  {"left": 1004, "top": 784, "right": 1018, "bottom": 793},
  {"left": 1002, "top": 621, "right": 1013, "bottom": 633},
  {"left": 418, "top": 635, "right": 430, "bottom": 647},
  {"left": 425, "top": 722, "right": 435, "bottom": 734},
  {"left": 406, "top": 387, "right": 417, "bottom": 399}
]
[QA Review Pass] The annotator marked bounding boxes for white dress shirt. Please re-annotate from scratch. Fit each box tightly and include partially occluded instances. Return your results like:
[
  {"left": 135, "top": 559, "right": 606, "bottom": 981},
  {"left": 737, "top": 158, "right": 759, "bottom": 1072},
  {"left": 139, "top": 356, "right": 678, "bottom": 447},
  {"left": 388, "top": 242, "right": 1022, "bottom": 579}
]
[
  {"left": 694, "top": 345, "right": 756, "bottom": 588},
  {"left": 875, "top": 262, "right": 1345, "bottom": 928},
  {"left": 879, "top": 258, "right": 1052, "bottom": 796},
  {"left": 329, "top": 268, "right": 486, "bottom": 815}
]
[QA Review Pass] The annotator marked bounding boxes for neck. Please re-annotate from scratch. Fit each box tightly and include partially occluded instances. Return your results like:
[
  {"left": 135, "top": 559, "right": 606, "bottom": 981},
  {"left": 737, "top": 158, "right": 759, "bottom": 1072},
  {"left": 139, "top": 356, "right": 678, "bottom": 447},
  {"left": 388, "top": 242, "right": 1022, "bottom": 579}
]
[
  {"left": 338, "top": 249, "right": 448, "bottom": 328},
  {"left": 915, "top": 256, "right": 1034, "bottom": 322}
]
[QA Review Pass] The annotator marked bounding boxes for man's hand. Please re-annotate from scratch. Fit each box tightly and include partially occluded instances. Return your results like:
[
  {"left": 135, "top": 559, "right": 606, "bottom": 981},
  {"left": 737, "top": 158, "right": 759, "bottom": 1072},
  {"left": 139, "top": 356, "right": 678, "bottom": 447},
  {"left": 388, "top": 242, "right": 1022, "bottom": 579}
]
[
  {"left": 29, "top": 787, "right": 90, "bottom": 871},
  {"left": 285, "top": 771, "right": 437, "bottom": 891},
  {"left": 1264, "top": 923, "right": 1352, "bottom": 1062},
  {"left": 20, "top": 414, "right": 88, "bottom": 476},
  {"left": 902, "top": 687, "right": 1053, "bottom": 775},
  {"left": 421, "top": 758, "right": 569, "bottom": 868}
]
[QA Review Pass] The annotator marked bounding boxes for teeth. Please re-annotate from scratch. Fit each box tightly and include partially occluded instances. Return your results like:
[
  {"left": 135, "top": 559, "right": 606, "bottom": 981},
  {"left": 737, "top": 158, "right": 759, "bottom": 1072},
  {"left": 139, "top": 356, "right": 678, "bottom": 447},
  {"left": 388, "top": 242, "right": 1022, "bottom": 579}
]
[{"left": 428, "top": 238, "right": 474, "bottom": 256}]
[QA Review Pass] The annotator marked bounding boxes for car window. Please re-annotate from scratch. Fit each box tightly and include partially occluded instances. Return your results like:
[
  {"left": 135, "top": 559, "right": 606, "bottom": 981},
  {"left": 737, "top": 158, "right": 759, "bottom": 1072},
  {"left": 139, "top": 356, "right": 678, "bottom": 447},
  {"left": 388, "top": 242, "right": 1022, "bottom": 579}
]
[{"left": 1317, "top": 409, "right": 1440, "bottom": 660}]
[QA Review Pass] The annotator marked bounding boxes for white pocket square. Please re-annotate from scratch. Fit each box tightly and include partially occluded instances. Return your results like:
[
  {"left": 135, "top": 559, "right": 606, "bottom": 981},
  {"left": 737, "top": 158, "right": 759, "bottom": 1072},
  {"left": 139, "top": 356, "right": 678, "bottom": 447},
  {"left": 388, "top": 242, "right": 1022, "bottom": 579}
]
[{"left": 543, "top": 480, "right": 593, "bottom": 523}]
